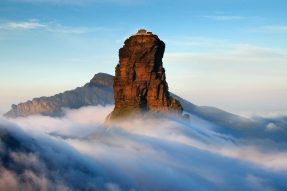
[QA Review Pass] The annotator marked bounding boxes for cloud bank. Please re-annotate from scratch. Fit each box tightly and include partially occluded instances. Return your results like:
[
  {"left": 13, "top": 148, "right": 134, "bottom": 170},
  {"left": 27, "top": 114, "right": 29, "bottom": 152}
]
[{"left": 0, "top": 106, "right": 287, "bottom": 191}]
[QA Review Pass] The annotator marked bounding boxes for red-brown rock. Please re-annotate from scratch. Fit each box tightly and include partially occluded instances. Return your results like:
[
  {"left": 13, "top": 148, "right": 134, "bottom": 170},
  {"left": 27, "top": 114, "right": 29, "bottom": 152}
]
[{"left": 109, "top": 30, "right": 182, "bottom": 119}]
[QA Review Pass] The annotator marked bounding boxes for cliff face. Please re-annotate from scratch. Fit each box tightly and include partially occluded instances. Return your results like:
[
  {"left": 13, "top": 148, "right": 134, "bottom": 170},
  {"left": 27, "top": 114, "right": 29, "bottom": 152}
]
[
  {"left": 4, "top": 73, "right": 114, "bottom": 118},
  {"left": 109, "top": 30, "right": 182, "bottom": 119}
]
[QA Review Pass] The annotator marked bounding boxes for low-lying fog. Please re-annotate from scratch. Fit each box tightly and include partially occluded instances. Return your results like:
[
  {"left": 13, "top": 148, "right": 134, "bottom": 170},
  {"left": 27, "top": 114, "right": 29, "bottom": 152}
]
[{"left": 0, "top": 106, "right": 286, "bottom": 191}]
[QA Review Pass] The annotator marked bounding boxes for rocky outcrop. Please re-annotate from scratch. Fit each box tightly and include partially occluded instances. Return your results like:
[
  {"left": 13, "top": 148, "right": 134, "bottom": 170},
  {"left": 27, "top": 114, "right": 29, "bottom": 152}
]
[
  {"left": 109, "top": 30, "right": 182, "bottom": 119},
  {"left": 4, "top": 73, "right": 114, "bottom": 118}
]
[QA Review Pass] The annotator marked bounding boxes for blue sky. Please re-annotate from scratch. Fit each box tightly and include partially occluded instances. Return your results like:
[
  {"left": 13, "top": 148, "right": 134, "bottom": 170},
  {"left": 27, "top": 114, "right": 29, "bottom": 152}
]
[{"left": 0, "top": 0, "right": 287, "bottom": 116}]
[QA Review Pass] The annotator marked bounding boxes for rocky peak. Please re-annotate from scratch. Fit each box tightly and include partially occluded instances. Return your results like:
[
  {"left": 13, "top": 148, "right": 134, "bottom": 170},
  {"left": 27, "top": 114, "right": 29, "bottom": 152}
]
[
  {"left": 85, "top": 73, "right": 114, "bottom": 87},
  {"left": 108, "top": 30, "right": 183, "bottom": 119}
]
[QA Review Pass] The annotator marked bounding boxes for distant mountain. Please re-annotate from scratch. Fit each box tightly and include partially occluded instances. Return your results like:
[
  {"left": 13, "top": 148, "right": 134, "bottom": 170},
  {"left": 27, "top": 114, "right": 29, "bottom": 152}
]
[
  {"left": 172, "top": 94, "right": 257, "bottom": 129},
  {"left": 4, "top": 73, "right": 114, "bottom": 117}
]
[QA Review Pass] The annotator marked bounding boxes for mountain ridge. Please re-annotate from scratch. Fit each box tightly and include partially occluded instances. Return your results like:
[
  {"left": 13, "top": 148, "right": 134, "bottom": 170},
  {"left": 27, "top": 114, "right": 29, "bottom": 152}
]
[
  {"left": 4, "top": 73, "right": 114, "bottom": 118},
  {"left": 4, "top": 72, "right": 260, "bottom": 130}
]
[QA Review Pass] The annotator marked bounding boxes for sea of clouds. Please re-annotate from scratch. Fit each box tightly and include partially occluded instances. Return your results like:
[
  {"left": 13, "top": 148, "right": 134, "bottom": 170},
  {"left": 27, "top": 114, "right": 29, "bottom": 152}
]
[{"left": 0, "top": 106, "right": 287, "bottom": 191}]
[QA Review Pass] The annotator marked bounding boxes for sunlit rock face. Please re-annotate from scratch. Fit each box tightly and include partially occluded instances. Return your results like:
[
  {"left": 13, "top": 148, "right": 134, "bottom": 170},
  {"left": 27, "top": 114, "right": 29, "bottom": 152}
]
[{"left": 109, "top": 29, "right": 182, "bottom": 119}]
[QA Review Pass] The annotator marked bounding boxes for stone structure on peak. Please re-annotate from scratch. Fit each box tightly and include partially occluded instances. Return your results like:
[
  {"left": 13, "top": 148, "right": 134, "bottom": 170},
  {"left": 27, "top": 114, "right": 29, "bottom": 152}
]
[{"left": 108, "top": 29, "right": 183, "bottom": 119}]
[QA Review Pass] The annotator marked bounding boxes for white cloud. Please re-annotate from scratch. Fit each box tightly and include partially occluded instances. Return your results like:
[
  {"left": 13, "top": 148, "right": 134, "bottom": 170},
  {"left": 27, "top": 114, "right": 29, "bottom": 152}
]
[
  {"left": 0, "top": 20, "right": 111, "bottom": 34},
  {"left": 239, "top": 110, "right": 287, "bottom": 118},
  {"left": 251, "top": 25, "right": 287, "bottom": 33},
  {"left": 167, "top": 36, "right": 286, "bottom": 56},
  {"left": 11, "top": 105, "right": 114, "bottom": 137},
  {"left": 166, "top": 37, "right": 233, "bottom": 50},
  {"left": 201, "top": 15, "right": 246, "bottom": 21},
  {"left": 45, "top": 24, "right": 107, "bottom": 34},
  {"left": 266, "top": 123, "right": 279, "bottom": 130},
  {"left": 165, "top": 44, "right": 287, "bottom": 67},
  {"left": 0, "top": 20, "right": 46, "bottom": 30}
]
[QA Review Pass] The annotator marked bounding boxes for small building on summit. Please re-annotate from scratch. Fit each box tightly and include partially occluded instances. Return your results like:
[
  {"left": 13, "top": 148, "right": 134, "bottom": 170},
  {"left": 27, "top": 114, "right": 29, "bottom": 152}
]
[
  {"left": 135, "top": 29, "right": 153, "bottom": 35},
  {"left": 137, "top": 29, "right": 147, "bottom": 34}
]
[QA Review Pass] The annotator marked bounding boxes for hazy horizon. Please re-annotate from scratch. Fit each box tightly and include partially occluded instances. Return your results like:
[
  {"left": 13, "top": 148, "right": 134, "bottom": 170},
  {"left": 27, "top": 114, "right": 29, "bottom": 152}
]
[{"left": 1, "top": 0, "right": 286, "bottom": 117}]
